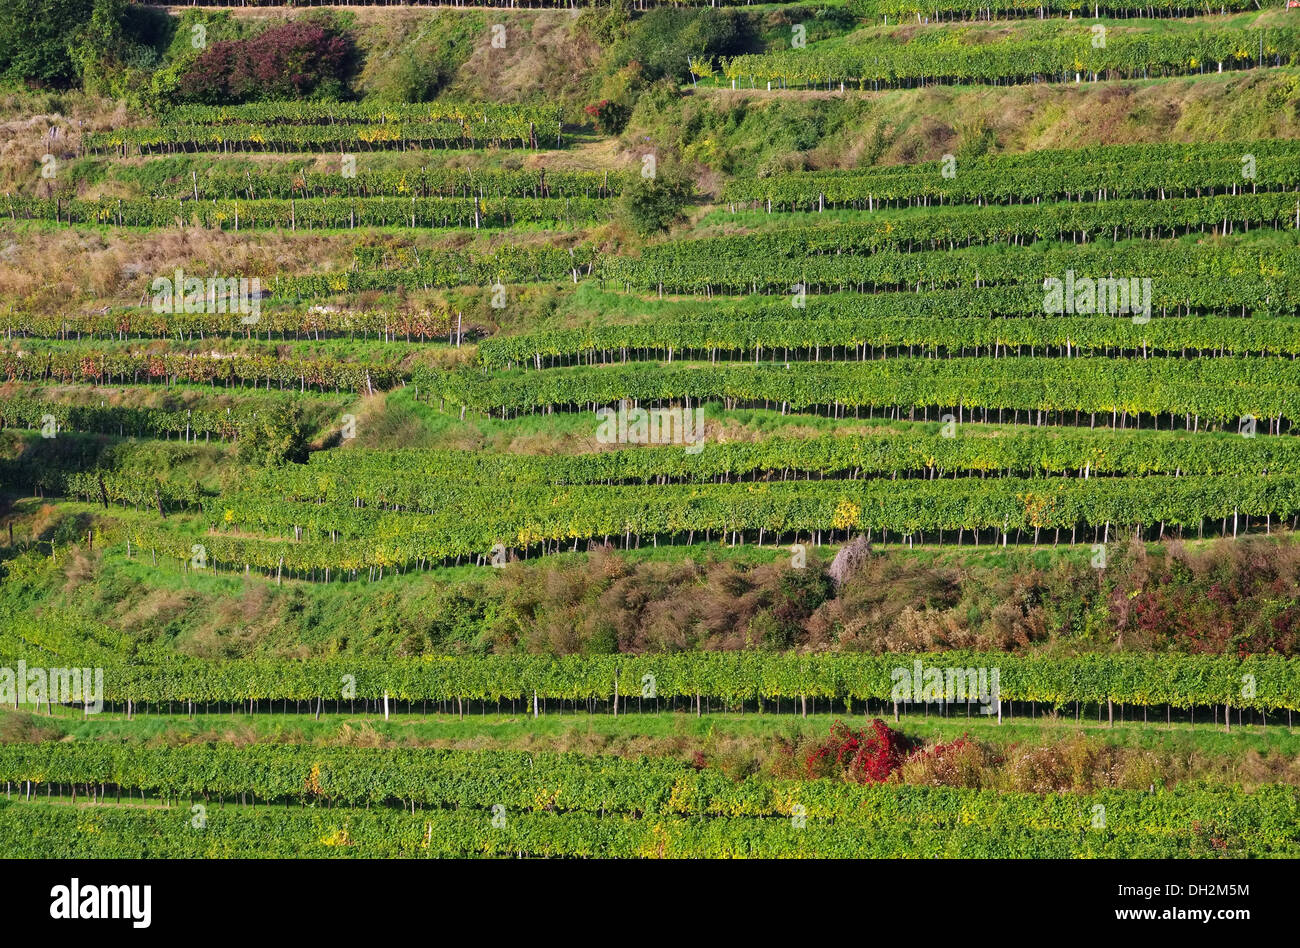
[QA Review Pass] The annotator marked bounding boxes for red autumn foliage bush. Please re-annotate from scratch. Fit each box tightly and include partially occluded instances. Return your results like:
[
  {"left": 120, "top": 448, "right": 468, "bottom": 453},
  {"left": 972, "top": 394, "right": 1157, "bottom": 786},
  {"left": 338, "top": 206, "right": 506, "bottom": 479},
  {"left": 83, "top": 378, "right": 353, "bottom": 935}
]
[
  {"left": 804, "top": 719, "right": 910, "bottom": 784},
  {"left": 178, "top": 21, "right": 357, "bottom": 104}
]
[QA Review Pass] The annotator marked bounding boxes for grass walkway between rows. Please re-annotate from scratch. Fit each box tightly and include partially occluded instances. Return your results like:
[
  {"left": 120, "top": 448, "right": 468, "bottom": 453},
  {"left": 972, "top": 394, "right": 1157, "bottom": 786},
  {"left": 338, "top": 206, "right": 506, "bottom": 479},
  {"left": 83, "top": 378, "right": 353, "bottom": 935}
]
[{"left": 26, "top": 709, "right": 1300, "bottom": 755}]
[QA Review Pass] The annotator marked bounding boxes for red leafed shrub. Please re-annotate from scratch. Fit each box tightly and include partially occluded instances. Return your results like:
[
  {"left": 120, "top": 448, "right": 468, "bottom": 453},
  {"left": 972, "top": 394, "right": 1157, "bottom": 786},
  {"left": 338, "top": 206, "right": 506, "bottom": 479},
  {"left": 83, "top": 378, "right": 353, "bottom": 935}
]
[
  {"left": 179, "top": 22, "right": 358, "bottom": 104},
  {"left": 804, "top": 719, "right": 909, "bottom": 784}
]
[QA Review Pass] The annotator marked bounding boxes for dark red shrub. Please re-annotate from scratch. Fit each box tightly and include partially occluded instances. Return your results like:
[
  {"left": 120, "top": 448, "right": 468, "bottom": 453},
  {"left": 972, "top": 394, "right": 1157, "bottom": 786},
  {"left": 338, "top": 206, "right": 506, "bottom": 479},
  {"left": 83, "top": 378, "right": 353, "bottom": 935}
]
[
  {"left": 1132, "top": 591, "right": 1169, "bottom": 634},
  {"left": 179, "top": 21, "right": 357, "bottom": 104},
  {"left": 805, "top": 719, "right": 909, "bottom": 784}
]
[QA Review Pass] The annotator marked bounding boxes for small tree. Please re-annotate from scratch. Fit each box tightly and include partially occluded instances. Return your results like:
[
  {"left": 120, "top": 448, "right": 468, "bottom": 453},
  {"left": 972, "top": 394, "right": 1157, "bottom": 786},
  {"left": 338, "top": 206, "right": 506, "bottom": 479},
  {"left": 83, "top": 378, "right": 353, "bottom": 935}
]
[
  {"left": 583, "top": 99, "right": 631, "bottom": 135},
  {"left": 177, "top": 19, "right": 357, "bottom": 104},
  {"left": 237, "top": 405, "right": 311, "bottom": 467},
  {"left": 619, "top": 168, "right": 693, "bottom": 236},
  {"left": 0, "top": 0, "right": 94, "bottom": 87}
]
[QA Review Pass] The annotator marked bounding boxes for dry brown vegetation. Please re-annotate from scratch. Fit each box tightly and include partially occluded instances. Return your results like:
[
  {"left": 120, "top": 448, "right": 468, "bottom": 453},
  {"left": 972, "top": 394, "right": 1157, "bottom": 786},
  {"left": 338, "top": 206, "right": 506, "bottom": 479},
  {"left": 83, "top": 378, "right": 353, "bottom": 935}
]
[{"left": 0, "top": 93, "right": 125, "bottom": 196}]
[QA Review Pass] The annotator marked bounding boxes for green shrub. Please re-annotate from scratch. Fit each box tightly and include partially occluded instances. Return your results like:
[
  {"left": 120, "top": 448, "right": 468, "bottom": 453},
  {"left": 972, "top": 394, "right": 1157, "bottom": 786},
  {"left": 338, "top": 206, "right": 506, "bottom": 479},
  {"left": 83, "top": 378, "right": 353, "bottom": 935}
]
[
  {"left": 614, "top": 9, "right": 755, "bottom": 83},
  {"left": 619, "top": 170, "right": 693, "bottom": 235},
  {"left": 236, "top": 404, "right": 311, "bottom": 468},
  {"left": 0, "top": 0, "right": 93, "bottom": 87},
  {"left": 585, "top": 99, "right": 631, "bottom": 135}
]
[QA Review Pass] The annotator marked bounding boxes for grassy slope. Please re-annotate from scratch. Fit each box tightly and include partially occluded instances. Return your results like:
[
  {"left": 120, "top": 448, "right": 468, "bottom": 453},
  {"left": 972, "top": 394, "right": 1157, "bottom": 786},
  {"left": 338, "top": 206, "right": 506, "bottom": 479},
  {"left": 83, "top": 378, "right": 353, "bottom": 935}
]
[{"left": 30, "top": 706, "right": 1300, "bottom": 752}]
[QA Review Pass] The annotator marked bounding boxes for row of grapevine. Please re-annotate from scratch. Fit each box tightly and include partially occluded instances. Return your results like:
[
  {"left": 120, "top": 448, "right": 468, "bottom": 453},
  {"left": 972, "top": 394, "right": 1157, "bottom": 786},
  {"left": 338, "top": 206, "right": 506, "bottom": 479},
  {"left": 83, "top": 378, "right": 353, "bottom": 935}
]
[
  {"left": 4, "top": 745, "right": 1297, "bottom": 846},
  {"left": 243, "top": 235, "right": 1288, "bottom": 300},
  {"left": 163, "top": 101, "right": 562, "bottom": 128},
  {"left": 623, "top": 192, "right": 1300, "bottom": 268},
  {"left": 221, "top": 232, "right": 1297, "bottom": 305},
  {"left": 478, "top": 314, "right": 1300, "bottom": 369},
  {"left": 121, "top": 473, "right": 1300, "bottom": 569},
  {"left": 713, "top": 27, "right": 1300, "bottom": 89},
  {"left": 599, "top": 234, "right": 1295, "bottom": 296},
  {"left": 0, "top": 650, "right": 1294, "bottom": 709},
  {"left": 83, "top": 120, "right": 556, "bottom": 156},
  {"left": 419, "top": 357, "right": 1300, "bottom": 425},
  {"left": 478, "top": 281, "right": 1300, "bottom": 372},
  {"left": 2, "top": 800, "right": 1283, "bottom": 858},
  {"left": 721, "top": 139, "right": 1300, "bottom": 209},
  {"left": 23, "top": 295, "right": 1259, "bottom": 378},
  {"left": 1, "top": 347, "right": 403, "bottom": 394},
  {"left": 9, "top": 195, "right": 609, "bottom": 230},
  {"left": 136, "top": 165, "right": 628, "bottom": 202},
  {"left": 4, "top": 306, "right": 463, "bottom": 343},
  {"left": 78, "top": 0, "right": 1260, "bottom": 15},
  {"left": 242, "top": 428, "right": 1300, "bottom": 492},
  {"left": 857, "top": 0, "right": 1263, "bottom": 21}
]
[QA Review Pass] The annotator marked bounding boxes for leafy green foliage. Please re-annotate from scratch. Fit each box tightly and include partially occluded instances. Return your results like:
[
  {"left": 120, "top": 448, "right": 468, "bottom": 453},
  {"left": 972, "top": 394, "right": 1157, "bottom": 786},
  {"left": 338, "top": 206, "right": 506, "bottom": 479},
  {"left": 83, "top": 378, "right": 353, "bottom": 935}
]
[
  {"left": 68, "top": 0, "right": 167, "bottom": 98},
  {"left": 613, "top": 8, "right": 756, "bottom": 83},
  {"left": 362, "top": 12, "right": 484, "bottom": 105},
  {"left": 236, "top": 404, "right": 311, "bottom": 468},
  {"left": 0, "top": 0, "right": 92, "bottom": 87},
  {"left": 0, "top": 388, "right": 331, "bottom": 441},
  {"left": 770, "top": 566, "right": 835, "bottom": 649},
  {"left": 4, "top": 789, "right": 1294, "bottom": 857},
  {"left": 584, "top": 99, "right": 631, "bottom": 135},
  {"left": 619, "top": 170, "right": 694, "bottom": 235}
]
